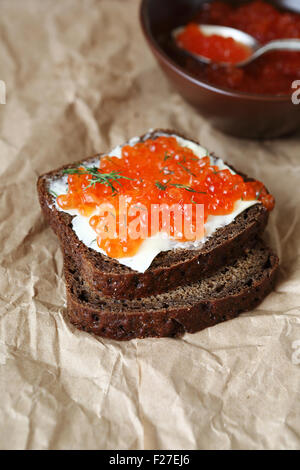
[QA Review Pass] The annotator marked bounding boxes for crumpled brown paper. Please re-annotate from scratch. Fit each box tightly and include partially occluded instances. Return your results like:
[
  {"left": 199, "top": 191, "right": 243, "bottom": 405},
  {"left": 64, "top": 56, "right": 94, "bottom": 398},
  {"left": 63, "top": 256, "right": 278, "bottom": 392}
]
[{"left": 0, "top": 0, "right": 299, "bottom": 450}]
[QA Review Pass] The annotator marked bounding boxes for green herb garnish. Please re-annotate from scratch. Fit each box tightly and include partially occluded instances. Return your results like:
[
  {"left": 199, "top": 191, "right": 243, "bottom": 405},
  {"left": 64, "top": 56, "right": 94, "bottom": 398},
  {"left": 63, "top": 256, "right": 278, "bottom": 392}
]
[
  {"left": 177, "top": 162, "right": 196, "bottom": 177},
  {"left": 155, "top": 181, "right": 168, "bottom": 191},
  {"left": 170, "top": 183, "right": 206, "bottom": 194},
  {"left": 62, "top": 166, "right": 133, "bottom": 194},
  {"left": 256, "top": 188, "right": 264, "bottom": 200},
  {"left": 164, "top": 152, "right": 172, "bottom": 161},
  {"left": 49, "top": 190, "right": 58, "bottom": 198}
]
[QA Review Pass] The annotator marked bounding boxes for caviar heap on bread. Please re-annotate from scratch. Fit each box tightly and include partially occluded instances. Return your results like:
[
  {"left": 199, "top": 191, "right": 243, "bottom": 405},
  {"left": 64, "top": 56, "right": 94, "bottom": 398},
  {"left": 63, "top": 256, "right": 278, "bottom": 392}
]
[
  {"left": 54, "top": 134, "right": 274, "bottom": 263},
  {"left": 37, "top": 129, "right": 278, "bottom": 338}
]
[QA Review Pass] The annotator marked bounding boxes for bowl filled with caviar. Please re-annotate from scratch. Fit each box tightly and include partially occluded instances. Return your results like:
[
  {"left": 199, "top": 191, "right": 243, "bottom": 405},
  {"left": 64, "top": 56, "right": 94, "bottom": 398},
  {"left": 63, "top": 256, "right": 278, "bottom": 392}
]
[{"left": 140, "top": 0, "right": 300, "bottom": 138}]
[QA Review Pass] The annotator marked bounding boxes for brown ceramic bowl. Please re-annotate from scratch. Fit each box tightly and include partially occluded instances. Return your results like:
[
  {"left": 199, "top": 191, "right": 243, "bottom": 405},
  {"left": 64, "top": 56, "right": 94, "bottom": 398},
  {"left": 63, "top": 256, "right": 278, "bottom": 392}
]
[{"left": 140, "top": 0, "right": 300, "bottom": 139}]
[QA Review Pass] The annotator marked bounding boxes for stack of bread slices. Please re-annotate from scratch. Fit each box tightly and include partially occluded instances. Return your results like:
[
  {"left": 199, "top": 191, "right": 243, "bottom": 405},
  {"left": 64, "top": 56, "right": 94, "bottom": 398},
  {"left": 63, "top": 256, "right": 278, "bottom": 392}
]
[{"left": 37, "top": 130, "right": 278, "bottom": 340}]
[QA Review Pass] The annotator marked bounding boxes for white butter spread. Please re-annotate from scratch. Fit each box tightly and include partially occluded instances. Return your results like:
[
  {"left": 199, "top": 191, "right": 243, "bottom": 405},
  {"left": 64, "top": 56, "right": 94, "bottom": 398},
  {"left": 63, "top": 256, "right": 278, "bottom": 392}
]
[{"left": 49, "top": 132, "right": 258, "bottom": 273}]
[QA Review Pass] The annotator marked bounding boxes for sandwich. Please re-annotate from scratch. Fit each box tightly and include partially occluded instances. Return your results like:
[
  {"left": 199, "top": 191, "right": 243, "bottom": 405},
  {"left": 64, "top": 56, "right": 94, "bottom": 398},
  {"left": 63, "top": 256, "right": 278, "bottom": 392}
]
[{"left": 37, "top": 129, "right": 278, "bottom": 339}]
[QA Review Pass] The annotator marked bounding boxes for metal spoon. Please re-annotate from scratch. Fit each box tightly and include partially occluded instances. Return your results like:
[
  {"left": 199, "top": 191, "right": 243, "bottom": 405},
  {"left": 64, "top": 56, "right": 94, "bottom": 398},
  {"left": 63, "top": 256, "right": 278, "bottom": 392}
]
[{"left": 173, "top": 24, "right": 300, "bottom": 67}]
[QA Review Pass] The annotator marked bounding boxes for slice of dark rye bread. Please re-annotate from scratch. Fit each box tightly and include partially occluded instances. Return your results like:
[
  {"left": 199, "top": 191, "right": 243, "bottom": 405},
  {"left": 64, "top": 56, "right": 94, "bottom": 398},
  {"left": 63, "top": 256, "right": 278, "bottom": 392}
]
[
  {"left": 64, "top": 241, "right": 279, "bottom": 340},
  {"left": 37, "top": 129, "right": 270, "bottom": 300}
]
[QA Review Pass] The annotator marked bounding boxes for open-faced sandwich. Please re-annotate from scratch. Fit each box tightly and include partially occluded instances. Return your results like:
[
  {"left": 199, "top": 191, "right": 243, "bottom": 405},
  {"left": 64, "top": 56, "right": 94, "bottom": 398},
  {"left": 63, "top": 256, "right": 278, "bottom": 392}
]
[{"left": 37, "top": 129, "right": 278, "bottom": 340}]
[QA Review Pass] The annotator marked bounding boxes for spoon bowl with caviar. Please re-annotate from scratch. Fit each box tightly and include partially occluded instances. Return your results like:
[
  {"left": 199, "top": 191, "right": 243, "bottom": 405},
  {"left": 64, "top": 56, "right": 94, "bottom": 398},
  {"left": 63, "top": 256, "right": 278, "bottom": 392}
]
[
  {"left": 173, "top": 24, "right": 300, "bottom": 67},
  {"left": 140, "top": 0, "right": 300, "bottom": 138}
]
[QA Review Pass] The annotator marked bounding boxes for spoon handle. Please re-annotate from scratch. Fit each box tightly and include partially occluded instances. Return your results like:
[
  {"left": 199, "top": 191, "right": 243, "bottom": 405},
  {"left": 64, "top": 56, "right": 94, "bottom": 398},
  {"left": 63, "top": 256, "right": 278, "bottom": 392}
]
[
  {"left": 237, "top": 38, "right": 300, "bottom": 67},
  {"left": 253, "top": 38, "right": 300, "bottom": 58}
]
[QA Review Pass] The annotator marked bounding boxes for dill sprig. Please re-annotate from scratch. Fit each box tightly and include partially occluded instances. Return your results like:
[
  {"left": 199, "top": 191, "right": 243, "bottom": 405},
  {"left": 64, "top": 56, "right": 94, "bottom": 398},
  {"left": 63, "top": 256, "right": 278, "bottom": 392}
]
[
  {"left": 170, "top": 183, "right": 206, "bottom": 194},
  {"left": 155, "top": 180, "right": 207, "bottom": 194},
  {"left": 62, "top": 166, "right": 133, "bottom": 194},
  {"left": 155, "top": 180, "right": 168, "bottom": 191},
  {"left": 164, "top": 152, "right": 172, "bottom": 161},
  {"left": 177, "top": 161, "right": 197, "bottom": 177},
  {"left": 255, "top": 187, "right": 264, "bottom": 200},
  {"left": 49, "top": 189, "right": 58, "bottom": 198}
]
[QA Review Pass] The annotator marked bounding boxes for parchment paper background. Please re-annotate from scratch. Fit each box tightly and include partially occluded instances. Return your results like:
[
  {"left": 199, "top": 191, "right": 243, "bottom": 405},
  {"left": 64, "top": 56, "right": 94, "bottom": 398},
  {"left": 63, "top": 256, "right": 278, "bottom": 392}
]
[{"left": 0, "top": 0, "right": 299, "bottom": 450}]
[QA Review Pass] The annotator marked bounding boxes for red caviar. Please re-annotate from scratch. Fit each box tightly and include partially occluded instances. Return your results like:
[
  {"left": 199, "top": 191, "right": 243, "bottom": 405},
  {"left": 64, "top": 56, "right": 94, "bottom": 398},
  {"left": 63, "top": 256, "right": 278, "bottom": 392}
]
[
  {"left": 57, "top": 136, "right": 274, "bottom": 258},
  {"left": 176, "top": 23, "right": 252, "bottom": 65},
  {"left": 170, "top": 1, "right": 300, "bottom": 94}
]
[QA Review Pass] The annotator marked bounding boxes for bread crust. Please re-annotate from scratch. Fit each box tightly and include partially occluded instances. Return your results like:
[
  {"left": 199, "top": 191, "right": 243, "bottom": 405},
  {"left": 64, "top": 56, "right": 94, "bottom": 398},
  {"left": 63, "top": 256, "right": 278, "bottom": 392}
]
[
  {"left": 37, "top": 129, "right": 269, "bottom": 299},
  {"left": 64, "top": 244, "right": 279, "bottom": 340}
]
